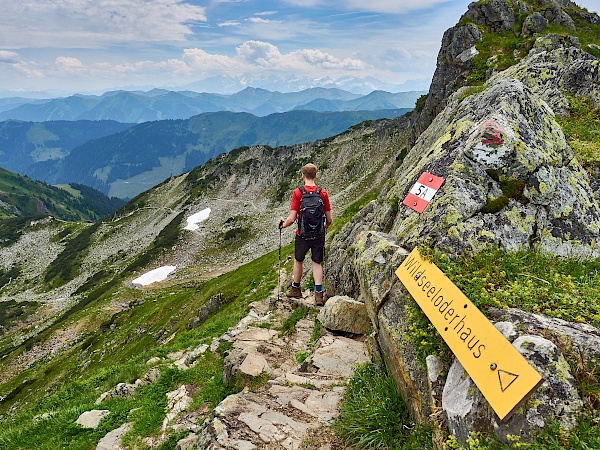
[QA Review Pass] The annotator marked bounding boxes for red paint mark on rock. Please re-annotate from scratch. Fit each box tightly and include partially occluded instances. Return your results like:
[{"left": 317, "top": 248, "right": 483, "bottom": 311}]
[{"left": 480, "top": 120, "right": 504, "bottom": 146}]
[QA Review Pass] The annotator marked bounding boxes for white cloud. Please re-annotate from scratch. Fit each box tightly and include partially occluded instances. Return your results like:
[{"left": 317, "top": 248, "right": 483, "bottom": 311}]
[
  {"left": 218, "top": 21, "right": 242, "bottom": 27},
  {"left": 0, "top": 0, "right": 207, "bottom": 48},
  {"left": 0, "top": 51, "right": 44, "bottom": 78},
  {"left": 234, "top": 41, "right": 368, "bottom": 72},
  {"left": 0, "top": 50, "right": 20, "bottom": 64},
  {"left": 182, "top": 48, "right": 241, "bottom": 71},
  {"left": 55, "top": 56, "right": 87, "bottom": 73},
  {"left": 248, "top": 17, "right": 282, "bottom": 24},
  {"left": 143, "top": 41, "right": 369, "bottom": 79}
]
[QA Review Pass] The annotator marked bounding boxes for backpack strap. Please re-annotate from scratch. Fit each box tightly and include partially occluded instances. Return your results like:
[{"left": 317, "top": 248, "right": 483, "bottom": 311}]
[{"left": 299, "top": 186, "right": 320, "bottom": 196}]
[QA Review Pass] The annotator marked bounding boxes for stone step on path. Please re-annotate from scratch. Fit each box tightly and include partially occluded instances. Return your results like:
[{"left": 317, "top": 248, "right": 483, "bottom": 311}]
[{"left": 194, "top": 289, "right": 370, "bottom": 450}]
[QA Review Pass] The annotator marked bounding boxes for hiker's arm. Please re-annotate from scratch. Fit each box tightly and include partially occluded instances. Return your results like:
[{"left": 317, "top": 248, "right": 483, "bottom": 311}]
[
  {"left": 325, "top": 210, "right": 333, "bottom": 228},
  {"left": 279, "top": 210, "right": 298, "bottom": 228}
]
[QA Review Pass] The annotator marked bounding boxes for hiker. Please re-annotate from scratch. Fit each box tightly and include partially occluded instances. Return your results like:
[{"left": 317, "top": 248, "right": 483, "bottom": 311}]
[{"left": 278, "top": 163, "right": 332, "bottom": 306}]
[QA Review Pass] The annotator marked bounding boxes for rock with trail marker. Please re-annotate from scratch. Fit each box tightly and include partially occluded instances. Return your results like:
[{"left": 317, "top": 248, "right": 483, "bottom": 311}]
[{"left": 442, "top": 332, "right": 583, "bottom": 447}]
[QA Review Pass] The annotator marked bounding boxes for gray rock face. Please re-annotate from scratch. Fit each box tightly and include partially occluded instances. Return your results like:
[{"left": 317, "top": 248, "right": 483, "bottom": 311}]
[
  {"left": 385, "top": 75, "right": 600, "bottom": 258},
  {"left": 542, "top": 1, "right": 576, "bottom": 30},
  {"left": 414, "top": 23, "right": 483, "bottom": 140},
  {"left": 317, "top": 295, "right": 371, "bottom": 335},
  {"left": 465, "top": 0, "right": 516, "bottom": 32},
  {"left": 487, "top": 307, "right": 600, "bottom": 362},
  {"left": 522, "top": 12, "right": 549, "bottom": 37}
]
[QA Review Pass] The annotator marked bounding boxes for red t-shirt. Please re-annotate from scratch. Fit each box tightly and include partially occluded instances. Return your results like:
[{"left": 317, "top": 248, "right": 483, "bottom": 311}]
[{"left": 290, "top": 185, "right": 331, "bottom": 235}]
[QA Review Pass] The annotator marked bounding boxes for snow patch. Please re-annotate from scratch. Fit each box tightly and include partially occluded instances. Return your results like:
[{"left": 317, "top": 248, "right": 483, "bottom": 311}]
[
  {"left": 184, "top": 208, "right": 211, "bottom": 231},
  {"left": 132, "top": 265, "right": 176, "bottom": 286}
]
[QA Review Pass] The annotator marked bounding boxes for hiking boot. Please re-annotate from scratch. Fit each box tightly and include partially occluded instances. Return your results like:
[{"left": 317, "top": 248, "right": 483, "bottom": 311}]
[
  {"left": 285, "top": 286, "right": 302, "bottom": 298},
  {"left": 315, "top": 290, "right": 325, "bottom": 306}
]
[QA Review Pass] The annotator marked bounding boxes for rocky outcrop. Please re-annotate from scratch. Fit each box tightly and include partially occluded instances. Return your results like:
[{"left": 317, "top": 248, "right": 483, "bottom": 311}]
[
  {"left": 411, "top": 23, "right": 482, "bottom": 141},
  {"left": 325, "top": 16, "right": 600, "bottom": 448},
  {"left": 464, "top": 0, "right": 516, "bottom": 32}
]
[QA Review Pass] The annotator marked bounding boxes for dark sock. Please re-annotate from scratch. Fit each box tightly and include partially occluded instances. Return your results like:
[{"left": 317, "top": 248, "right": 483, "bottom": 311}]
[
  {"left": 292, "top": 282, "right": 300, "bottom": 288},
  {"left": 315, "top": 285, "right": 322, "bottom": 292}
]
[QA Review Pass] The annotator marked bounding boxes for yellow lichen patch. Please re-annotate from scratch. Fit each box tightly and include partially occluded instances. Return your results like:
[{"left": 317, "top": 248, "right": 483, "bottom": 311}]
[
  {"left": 478, "top": 229, "right": 496, "bottom": 239},
  {"left": 505, "top": 206, "right": 535, "bottom": 233}
]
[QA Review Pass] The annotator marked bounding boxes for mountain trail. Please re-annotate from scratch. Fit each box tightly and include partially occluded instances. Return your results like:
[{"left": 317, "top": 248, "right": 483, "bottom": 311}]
[
  {"left": 191, "top": 279, "right": 369, "bottom": 450},
  {"left": 89, "top": 274, "right": 368, "bottom": 449}
]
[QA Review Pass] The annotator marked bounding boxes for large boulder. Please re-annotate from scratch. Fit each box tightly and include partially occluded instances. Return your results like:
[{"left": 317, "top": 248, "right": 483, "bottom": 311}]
[
  {"left": 521, "top": 12, "right": 549, "bottom": 37},
  {"left": 384, "top": 75, "right": 600, "bottom": 258},
  {"left": 317, "top": 295, "right": 371, "bottom": 335},
  {"left": 464, "top": 0, "right": 516, "bottom": 32}
]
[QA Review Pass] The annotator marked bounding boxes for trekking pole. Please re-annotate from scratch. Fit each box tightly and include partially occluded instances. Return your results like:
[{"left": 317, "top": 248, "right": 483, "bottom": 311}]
[{"left": 278, "top": 219, "right": 284, "bottom": 301}]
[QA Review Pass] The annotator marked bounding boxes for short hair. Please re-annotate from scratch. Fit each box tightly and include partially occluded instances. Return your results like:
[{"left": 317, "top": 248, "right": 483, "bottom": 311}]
[{"left": 302, "top": 163, "right": 317, "bottom": 180}]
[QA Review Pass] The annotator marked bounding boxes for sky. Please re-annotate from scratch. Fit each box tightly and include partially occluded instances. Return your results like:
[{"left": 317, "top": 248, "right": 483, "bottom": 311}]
[{"left": 0, "top": 0, "right": 598, "bottom": 96}]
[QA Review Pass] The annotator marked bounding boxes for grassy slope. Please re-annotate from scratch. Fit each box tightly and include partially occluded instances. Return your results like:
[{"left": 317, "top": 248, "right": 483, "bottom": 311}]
[
  {"left": 0, "top": 188, "right": 383, "bottom": 448},
  {"left": 0, "top": 167, "right": 124, "bottom": 221}
]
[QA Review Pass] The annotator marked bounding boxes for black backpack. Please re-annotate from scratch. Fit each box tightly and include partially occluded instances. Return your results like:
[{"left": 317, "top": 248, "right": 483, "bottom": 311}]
[{"left": 298, "top": 186, "right": 326, "bottom": 240}]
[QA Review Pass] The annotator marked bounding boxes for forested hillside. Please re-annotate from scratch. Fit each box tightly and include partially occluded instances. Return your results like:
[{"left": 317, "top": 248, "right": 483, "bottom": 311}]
[{"left": 0, "top": 167, "right": 124, "bottom": 221}]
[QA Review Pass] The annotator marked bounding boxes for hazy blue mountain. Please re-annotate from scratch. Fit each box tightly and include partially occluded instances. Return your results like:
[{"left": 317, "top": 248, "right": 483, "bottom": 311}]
[
  {"left": 0, "top": 120, "right": 134, "bottom": 174},
  {"left": 25, "top": 108, "right": 411, "bottom": 198},
  {"left": 295, "top": 90, "right": 424, "bottom": 112},
  {"left": 0, "top": 97, "right": 40, "bottom": 113},
  {"left": 0, "top": 87, "right": 423, "bottom": 123}
]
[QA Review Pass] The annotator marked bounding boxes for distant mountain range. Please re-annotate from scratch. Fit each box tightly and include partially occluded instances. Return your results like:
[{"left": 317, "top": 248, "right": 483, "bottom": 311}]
[
  {"left": 180, "top": 73, "right": 431, "bottom": 95},
  {"left": 1, "top": 108, "right": 412, "bottom": 199},
  {"left": 0, "top": 87, "right": 425, "bottom": 123}
]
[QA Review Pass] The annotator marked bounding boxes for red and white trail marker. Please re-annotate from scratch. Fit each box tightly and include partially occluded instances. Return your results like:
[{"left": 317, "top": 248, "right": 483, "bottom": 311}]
[{"left": 402, "top": 172, "right": 445, "bottom": 213}]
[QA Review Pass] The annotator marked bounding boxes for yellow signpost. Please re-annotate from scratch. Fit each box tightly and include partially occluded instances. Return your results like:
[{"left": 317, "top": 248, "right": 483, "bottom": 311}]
[{"left": 395, "top": 248, "right": 543, "bottom": 421}]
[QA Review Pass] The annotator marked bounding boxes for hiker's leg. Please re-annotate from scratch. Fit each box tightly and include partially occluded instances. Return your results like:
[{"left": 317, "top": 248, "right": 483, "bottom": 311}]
[
  {"left": 309, "top": 235, "right": 325, "bottom": 285},
  {"left": 312, "top": 261, "right": 323, "bottom": 285},
  {"left": 293, "top": 259, "right": 303, "bottom": 284},
  {"left": 293, "top": 235, "right": 310, "bottom": 284}
]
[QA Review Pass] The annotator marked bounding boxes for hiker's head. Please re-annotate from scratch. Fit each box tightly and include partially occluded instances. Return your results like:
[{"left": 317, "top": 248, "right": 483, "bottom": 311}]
[{"left": 301, "top": 163, "right": 318, "bottom": 181}]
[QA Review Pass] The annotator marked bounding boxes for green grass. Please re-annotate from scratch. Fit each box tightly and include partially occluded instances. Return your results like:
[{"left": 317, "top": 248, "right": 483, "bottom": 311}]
[
  {"left": 0, "top": 242, "right": 289, "bottom": 448},
  {"left": 558, "top": 95, "right": 600, "bottom": 173},
  {"left": 426, "top": 247, "right": 600, "bottom": 326},
  {"left": 334, "top": 362, "right": 432, "bottom": 449},
  {"left": 457, "top": 2, "right": 600, "bottom": 89},
  {"left": 327, "top": 188, "right": 380, "bottom": 237}
]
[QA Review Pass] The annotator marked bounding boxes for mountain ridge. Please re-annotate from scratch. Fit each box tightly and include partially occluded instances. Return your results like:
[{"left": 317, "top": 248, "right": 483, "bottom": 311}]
[
  {"left": 0, "top": 87, "right": 425, "bottom": 123},
  {"left": 20, "top": 108, "right": 411, "bottom": 199}
]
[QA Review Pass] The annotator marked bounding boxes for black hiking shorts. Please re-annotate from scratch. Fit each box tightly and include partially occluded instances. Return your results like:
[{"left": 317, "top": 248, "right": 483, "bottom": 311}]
[{"left": 295, "top": 234, "right": 325, "bottom": 264}]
